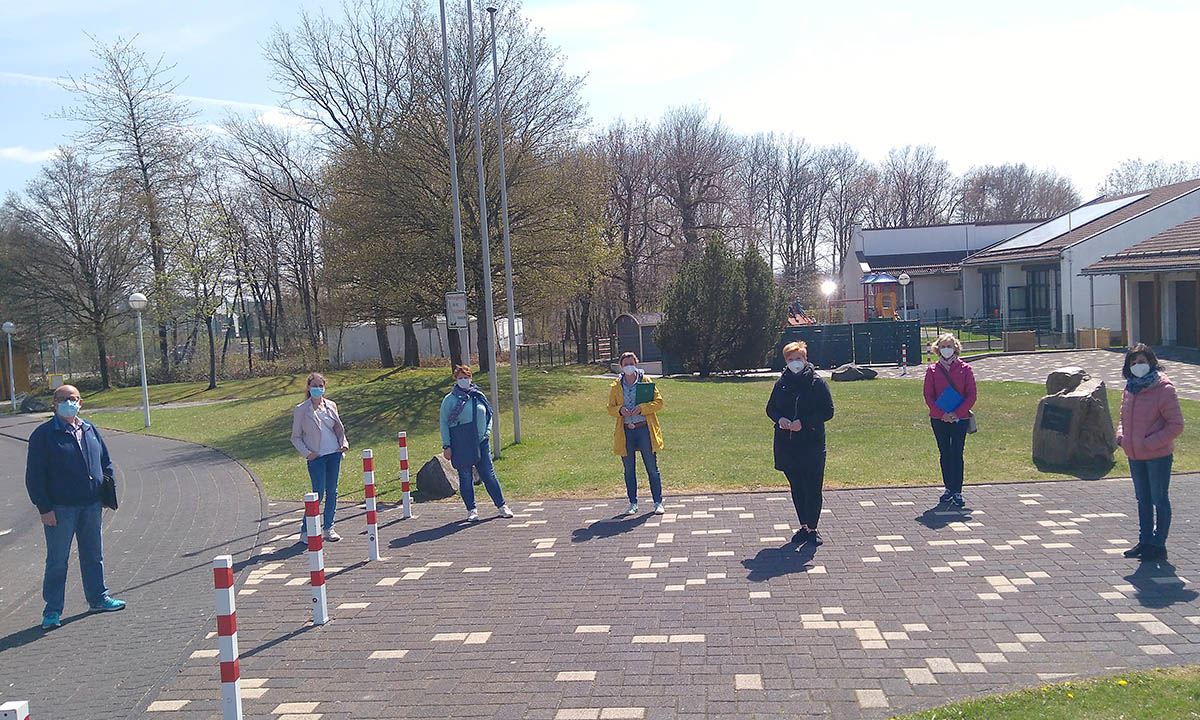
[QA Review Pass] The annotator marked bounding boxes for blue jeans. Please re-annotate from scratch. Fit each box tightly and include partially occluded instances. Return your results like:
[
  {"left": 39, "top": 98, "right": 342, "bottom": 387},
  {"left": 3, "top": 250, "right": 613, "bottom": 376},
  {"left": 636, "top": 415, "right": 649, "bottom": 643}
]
[
  {"left": 1129, "top": 454, "right": 1172, "bottom": 546},
  {"left": 931, "top": 418, "right": 969, "bottom": 494},
  {"left": 458, "top": 438, "right": 506, "bottom": 511},
  {"left": 43, "top": 502, "right": 109, "bottom": 616},
  {"left": 622, "top": 424, "right": 663, "bottom": 504},
  {"left": 303, "top": 452, "right": 343, "bottom": 533}
]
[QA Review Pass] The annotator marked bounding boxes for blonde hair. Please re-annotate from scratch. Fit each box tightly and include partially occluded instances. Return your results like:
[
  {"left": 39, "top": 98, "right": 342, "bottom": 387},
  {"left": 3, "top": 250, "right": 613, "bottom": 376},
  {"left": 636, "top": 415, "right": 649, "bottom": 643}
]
[
  {"left": 935, "top": 333, "right": 962, "bottom": 355},
  {"left": 782, "top": 341, "right": 808, "bottom": 358},
  {"left": 305, "top": 372, "right": 326, "bottom": 399}
]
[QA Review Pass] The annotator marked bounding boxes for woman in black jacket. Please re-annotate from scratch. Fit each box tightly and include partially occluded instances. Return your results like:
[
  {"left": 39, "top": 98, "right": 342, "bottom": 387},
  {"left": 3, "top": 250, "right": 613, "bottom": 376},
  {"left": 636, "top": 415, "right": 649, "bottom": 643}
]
[{"left": 766, "top": 341, "right": 836, "bottom": 546}]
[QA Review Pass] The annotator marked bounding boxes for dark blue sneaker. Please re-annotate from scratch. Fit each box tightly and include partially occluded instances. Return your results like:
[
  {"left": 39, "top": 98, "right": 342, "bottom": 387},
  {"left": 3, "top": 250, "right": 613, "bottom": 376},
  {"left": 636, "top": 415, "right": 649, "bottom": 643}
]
[
  {"left": 939, "top": 491, "right": 953, "bottom": 504},
  {"left": 89, "top": 597, "right": 126, "bottom": 613},
  {"left": 950, "top": 493, "right": 966, "bottom": 508},
  {"left": 791, "top": 528, "right": 810, "bottom": 544}
]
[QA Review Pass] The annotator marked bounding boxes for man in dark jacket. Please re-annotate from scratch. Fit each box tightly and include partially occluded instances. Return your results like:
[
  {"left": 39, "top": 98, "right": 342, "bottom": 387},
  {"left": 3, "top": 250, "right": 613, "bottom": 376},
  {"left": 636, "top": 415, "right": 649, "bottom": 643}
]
[
  {"left": 26, "top": 384, "right": 125, "bottom": 630},
  {"left": 766, "top": 341, "right": 835, "bottom": 546}
]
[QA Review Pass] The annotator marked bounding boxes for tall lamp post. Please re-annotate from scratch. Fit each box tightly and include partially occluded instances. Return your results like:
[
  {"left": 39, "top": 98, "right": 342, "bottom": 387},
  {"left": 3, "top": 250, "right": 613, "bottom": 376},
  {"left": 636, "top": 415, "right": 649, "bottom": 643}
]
[
  {"left": 2, "top": 321, "right": 15, "bottom": 412},
  {"left": 486, "top": 4, "right": 521, "bottom": 444},
  {"left": 898, "top": 273, "right": 911, "bottom": 322},
  {"left": 820, "top": 279, "right": 837, "bottom": 324},
  {"left": 129, "top": 293, "right": 151, "bottom": 428}
]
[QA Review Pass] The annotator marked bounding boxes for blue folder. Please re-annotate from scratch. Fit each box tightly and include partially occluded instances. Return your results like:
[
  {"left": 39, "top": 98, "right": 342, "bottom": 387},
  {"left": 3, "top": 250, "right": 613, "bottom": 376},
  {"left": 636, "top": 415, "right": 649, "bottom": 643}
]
[{"left": 935, "top": 385, "right": 965, "bottom": 414}]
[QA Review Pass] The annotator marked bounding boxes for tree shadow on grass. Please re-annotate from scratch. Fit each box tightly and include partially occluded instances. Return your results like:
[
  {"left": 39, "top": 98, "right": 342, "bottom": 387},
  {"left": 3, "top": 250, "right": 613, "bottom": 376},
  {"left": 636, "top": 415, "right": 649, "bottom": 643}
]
[
  {"left": 742, "top": 543, "right": 818, "bottom": 583},
  {"left": 1124, "top": 559, "right": 1199, "bottom": 610},
  {"left": 914, "top": 504, "right": 976, "bottom": 531},
  {"left": 571, "top": 513, "right": 652, "bottom": 543}
]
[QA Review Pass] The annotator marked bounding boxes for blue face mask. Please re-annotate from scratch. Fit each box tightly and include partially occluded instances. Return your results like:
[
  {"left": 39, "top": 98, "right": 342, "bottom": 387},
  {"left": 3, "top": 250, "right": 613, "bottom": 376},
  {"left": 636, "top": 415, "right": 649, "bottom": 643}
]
[
  {"left": 309, "top": 387, "right": 325, "bottom": 399},
  {"left": 58, "top": 399, "right": 81, "bottom": 418}
]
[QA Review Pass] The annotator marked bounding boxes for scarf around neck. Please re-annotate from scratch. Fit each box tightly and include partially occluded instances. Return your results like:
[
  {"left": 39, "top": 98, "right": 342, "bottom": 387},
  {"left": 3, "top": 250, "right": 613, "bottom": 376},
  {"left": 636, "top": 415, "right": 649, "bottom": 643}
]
[
  {"left": 1126, "top": 370, "right": 1159, "bottom": 394},
  {"left": 448, "top": 383, "right": 492, "bottom": 425}
]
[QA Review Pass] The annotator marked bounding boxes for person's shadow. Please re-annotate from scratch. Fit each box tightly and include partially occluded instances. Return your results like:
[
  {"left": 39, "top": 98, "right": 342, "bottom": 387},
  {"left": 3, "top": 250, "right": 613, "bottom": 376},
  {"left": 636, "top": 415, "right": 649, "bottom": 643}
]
[
  {"left": 742, "top": 542, "right": 818, "bottom": 583},
  {"left": 914, "top": 504, "right": 974, "bottom": 531},
  {"left": 571, "top": 513, "right": 652, "bottom": 543},
  {"left": 388, "top": 518, "right": 497, "bottom": 549},
  {"left": 1124, "top": 559, "right": 1199, "bottom": 609}
]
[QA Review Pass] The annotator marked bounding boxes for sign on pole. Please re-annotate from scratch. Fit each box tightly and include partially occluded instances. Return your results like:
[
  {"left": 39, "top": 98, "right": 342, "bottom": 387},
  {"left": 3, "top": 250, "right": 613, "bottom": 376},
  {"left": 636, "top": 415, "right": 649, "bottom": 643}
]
[{"left": 446, "top": 292, "right": 468, "bottom": 330}]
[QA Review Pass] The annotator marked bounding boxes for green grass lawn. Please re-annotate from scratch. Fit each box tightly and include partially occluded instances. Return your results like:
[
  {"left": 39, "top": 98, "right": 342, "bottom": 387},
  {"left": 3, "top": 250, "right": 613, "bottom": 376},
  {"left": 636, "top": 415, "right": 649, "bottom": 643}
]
[
  {"left": 80, "top": 365, "right": 1200, "bottom": 504},
  {"left": 74, "top": 368, "right": 402, "bottom": 408},
  {"left": 894, "top": 666, "right": 1200, "bottom": 719}
]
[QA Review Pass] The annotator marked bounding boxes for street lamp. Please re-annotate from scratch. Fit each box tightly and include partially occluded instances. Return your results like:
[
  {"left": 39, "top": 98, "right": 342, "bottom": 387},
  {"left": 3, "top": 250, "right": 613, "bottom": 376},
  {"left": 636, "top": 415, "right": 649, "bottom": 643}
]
[
  {"left": 898, "top": 272, "right": 911, "bottom": 322},
  {"left": 2, "top": 321, "right": 15, "bottom": 412},
  {"left": 820, "top": 279, "right": 837, "bottom": 324},
  {"left": 129, "top": 293, "right": 151, "bottom": 427},
  {"left": 487, "top": 4, "right": 522, "bottom": 445}
]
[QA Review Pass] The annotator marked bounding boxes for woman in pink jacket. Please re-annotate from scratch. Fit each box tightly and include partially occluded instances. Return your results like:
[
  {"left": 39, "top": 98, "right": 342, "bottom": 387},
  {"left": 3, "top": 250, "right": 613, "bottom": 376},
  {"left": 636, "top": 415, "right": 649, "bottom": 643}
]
[
  {"left": 1116, "top": 344, "right": 1184, "bottom": 562},
  {"left": 291, "top": 373, "right": 349, "bottom": 543},
  {"left": 922, "top": 333, "right": 977, "bottom": 508}
]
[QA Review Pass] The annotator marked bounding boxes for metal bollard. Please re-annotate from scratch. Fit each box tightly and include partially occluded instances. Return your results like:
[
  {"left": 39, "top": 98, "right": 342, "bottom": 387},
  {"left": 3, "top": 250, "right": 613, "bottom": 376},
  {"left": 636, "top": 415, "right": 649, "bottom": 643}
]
[
  {"left": 363, "top": 449, "right": 381, "bottom": 561},
  {"left": 213, "top": 555, "right": 243, "bottom": 720},
  {"left": 305, "top": 492, "right": 329, "bottom": 625},
  {"left": 398, "top": 432, "right": 412, "bottom": 519},
  {"left": 0, "top": 701, "right": 31, "bottom": 720}
]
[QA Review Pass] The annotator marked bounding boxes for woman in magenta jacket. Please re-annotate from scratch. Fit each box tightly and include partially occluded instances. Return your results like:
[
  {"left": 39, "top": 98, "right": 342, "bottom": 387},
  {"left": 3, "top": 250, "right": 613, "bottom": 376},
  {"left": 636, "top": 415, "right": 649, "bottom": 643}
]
[
  {"left": 1116, "top": 344, "right": 1184, "bottom": 562},
  {"left": 922, "top": 333, "right": 977, "bottom": 508}
]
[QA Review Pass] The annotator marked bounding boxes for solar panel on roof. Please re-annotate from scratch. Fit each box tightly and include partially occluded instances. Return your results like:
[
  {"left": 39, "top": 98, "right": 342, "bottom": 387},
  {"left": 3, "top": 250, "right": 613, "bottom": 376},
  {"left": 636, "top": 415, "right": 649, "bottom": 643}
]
[{"left": 987, "top": 193, "right": 1148, "bottom": 252}]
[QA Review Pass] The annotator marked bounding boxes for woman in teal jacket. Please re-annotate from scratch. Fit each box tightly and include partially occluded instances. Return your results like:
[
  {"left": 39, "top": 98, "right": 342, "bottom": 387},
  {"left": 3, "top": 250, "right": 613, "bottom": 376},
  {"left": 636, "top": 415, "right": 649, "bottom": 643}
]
[{"left": 439, "top": 365, "right": 514, "bottom": 522}]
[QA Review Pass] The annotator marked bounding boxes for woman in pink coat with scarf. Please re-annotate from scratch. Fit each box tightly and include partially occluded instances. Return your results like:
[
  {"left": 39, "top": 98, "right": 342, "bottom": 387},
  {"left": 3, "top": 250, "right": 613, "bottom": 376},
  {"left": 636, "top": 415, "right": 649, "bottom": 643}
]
[
  {"left": 923, "top": 333, "right": 977, "bottom": 508},
  {"left": 1116, "top": 344, "right": 1184, "bottom": 562}
]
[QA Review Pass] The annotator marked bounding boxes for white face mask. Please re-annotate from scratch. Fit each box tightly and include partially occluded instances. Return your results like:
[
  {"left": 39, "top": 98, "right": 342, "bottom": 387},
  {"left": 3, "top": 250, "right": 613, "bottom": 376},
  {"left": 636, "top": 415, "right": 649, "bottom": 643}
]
[
  {"left": 1130, "top": 362, "right": 1151, "bottom": 378},
  {"left": 787, "top": 360, "right": 805, "bottom": 373},
  {"left": 622, "top": 365, "right": 637, "bottom": 376},
  {"left": 456, "top": 377, "right": 471, "bottom": 389},
  {"left": 939, "top": 347, "right": 956, "bottom": 360}
]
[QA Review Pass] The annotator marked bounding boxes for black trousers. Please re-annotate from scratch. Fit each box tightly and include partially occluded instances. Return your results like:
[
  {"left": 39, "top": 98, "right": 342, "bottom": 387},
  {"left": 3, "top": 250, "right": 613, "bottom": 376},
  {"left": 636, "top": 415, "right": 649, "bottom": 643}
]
[
  {"left": 783, "top": 450, "right": 826, "bottom": 528},
  {"left": 930, "top": 418, "right": 969, "bottom": 494}
]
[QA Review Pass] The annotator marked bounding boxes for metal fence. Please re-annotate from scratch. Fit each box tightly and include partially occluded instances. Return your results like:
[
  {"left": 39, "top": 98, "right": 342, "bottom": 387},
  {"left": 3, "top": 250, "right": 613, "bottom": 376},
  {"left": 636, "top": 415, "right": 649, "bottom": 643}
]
[
  {"left": 515, "top": 336, "right": 617, "bottom": 369},
  {"left": 921, "top": 315, "right": 1071, "bottom": 352}
]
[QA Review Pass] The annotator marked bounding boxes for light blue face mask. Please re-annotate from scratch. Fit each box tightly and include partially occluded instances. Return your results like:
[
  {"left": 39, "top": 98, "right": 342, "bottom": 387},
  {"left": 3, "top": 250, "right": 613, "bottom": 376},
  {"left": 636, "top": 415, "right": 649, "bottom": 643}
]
[
  {"left": 58, "top": 399, "right": 81, "bottom": 418},
  {"left": 309, "top": 387, "right": 325, "bottom": 399}
]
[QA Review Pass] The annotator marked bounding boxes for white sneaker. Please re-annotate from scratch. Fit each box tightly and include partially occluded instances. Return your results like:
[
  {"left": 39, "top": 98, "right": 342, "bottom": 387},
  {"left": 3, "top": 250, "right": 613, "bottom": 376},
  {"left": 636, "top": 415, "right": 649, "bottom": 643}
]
[
  {"left": 625, "top": 503, "right": 638, "bottom": 516},
  {"left": 467, "top": 509, "right": 480, "bottom": 522},
  {"left": 653, "top": 503, "right": 665, "bottom": 515},
  {"left": 324, "top": 529, "right": 341, "bottom": 542},
  {"left": 498, "top": 504, "right": 514, "bottom": 518}
]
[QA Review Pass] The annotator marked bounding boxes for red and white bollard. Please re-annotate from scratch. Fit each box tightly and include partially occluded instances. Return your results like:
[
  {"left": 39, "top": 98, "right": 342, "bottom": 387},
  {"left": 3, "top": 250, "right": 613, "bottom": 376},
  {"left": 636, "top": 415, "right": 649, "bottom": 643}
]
[
  {"left": 398, "top": 432, "right": 412, "bottom": 519},
  {"left": 0, "top": 701, "right": 30, "bottom": 720},
  {"left": 901, "top": 343, "right": 908, "bottom": 376},
  {"left": 363, "top": 449, "right": 381, "bottom": 562},
  {"left": 305, "top": 492, "right": 329, "bottom": 625},
  {"left": 212, "top": 555, "right": 243, "bottom": 720}
]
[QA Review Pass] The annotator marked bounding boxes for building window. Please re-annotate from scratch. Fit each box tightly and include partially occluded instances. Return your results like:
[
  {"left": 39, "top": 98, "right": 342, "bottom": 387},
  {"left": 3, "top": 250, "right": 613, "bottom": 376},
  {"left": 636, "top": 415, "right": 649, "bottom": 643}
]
[
  {"left": 981, "top": 270, "right": 1000, "bottom": 317},
  {"left": 1026, "top": 266, "right": 1061, "bottom": 331}
]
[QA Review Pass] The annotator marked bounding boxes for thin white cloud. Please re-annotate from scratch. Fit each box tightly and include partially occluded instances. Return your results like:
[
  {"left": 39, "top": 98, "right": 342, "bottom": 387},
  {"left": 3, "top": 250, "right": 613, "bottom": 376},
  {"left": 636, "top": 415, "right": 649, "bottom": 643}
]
[
  {"left": 525, "top": 1, "right": 638, "bottom": 35},
  {"left": 258, "top": 108, "right": 319, "bottom": 133},
  {"left": 0, "top": 146, "right": 59, "bottom": 163}
]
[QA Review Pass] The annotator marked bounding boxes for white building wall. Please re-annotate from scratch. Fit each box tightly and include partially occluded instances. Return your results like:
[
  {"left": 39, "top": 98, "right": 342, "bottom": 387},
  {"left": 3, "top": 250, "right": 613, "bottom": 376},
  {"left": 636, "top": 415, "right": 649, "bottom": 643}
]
[
  {"left": 1062, "top": 190, "right": 1200, "bottom": 333},
  {"left": 327, "top": 317, "right": 525, "bottom": 365},
  {"left": 911, "top": 276, "right": 959, "bottom": 321}
]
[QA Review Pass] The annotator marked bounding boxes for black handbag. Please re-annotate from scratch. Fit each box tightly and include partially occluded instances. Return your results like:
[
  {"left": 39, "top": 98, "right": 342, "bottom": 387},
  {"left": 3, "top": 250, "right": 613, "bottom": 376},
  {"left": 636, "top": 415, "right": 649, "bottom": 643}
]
[{"left": 100, "top": 473, "right": 118, "bottom": 510}]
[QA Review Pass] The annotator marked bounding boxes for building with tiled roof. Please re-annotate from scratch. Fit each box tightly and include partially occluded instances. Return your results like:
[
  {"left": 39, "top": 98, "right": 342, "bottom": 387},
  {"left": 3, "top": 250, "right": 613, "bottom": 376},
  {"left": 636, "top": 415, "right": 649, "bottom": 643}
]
[
  {"left": 839, "top": 220, "right": 1040, "bottom": 322},
  {"left": 1082, "top": 214, "right": 1200, "bottom": 347},
  {"left": 960, "top": 179, "right": 1200, "bottom": 342}
]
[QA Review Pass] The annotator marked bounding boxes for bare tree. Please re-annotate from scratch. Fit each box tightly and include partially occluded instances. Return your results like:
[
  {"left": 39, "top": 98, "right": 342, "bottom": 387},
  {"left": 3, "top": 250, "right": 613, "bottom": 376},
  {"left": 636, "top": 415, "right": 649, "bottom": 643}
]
[
  {"left": 2, "top": 148, "right": 142, "bottom": 389},
  {"left": 59, "top": 35, "right": 198, "bottom": 380},
  {"left": 868, "top": 145, "right": 956, "bottom": 227},
  {"left": 653, "top": 105, "right": 740, "bottom": 261},
  {"left": 1097, "top": 158, "right": 1200, "bottom": 197},
  {"left": 820, "top": 144, "right": 872, "bottom": 275},
  {"left": 957, "top": 163, "right": 1078, "bottom": 222}
]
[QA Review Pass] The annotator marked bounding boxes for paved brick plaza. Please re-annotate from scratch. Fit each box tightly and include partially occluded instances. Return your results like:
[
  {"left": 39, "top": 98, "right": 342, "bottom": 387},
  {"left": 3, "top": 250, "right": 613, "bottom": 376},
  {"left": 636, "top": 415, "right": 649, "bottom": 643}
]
[{"left": 143, "top": 477, "right": 1197, "bottom": 720}]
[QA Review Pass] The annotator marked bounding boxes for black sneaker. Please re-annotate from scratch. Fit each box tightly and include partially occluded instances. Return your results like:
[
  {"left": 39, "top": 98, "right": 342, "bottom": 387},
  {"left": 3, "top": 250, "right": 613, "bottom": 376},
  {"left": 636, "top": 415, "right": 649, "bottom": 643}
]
[
  {"left": 792, "top": 528, "right": 810, "bottom": 544},
  {"left": 1122, "top": 543, "right": 1145, "bottom": 558},
  {"left": 939, "top": 491, "right": 953, "bottom": 504},
  {"left": 950, "top": 493, "right": 966, "bottom": 508},
  {"left": 809, "top": 530, "right": 824, "bottom": 547},
  {"left": 1140, "top": 545, "right": 1167, "bottom": 562}
]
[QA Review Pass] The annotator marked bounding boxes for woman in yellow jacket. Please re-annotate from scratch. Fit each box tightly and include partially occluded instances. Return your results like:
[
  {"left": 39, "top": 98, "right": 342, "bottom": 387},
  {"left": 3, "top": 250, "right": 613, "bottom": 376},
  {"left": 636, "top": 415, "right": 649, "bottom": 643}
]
[{"left": 608, "top": 352, "right": 665, "bottom": 515}]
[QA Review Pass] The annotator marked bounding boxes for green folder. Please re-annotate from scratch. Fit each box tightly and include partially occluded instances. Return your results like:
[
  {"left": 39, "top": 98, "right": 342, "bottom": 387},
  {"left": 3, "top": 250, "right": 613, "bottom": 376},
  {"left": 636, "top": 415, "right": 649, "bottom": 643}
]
[{"left": 634, "top": 381, "right": 656, "bottom": 404}]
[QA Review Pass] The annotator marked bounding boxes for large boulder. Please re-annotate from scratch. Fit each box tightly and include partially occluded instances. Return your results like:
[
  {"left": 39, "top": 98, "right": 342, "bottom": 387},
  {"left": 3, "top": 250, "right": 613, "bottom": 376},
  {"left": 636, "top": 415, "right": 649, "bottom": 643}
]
[
  {"left": 1045, "top": 366, "right": 1089, "bottom": 395},
  {"left": 831, "top": 364, "right": 878, "bottom": 382},
  {"left": 414, "top": 454, "right": 481, "bottom": 499},
  {"left": 17, "top": 393, "right": 50, "bottom": 413},
  {"left": 1032, "top": 377, "right": 1117, "bottom": 476}
]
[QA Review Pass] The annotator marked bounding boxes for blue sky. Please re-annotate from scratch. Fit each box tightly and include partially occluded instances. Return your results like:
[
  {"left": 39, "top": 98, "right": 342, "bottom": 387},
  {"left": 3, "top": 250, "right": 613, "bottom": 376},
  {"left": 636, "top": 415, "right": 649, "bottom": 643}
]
[{"left": 3, "top": 0, "right": 1199, "bottom": 199}]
